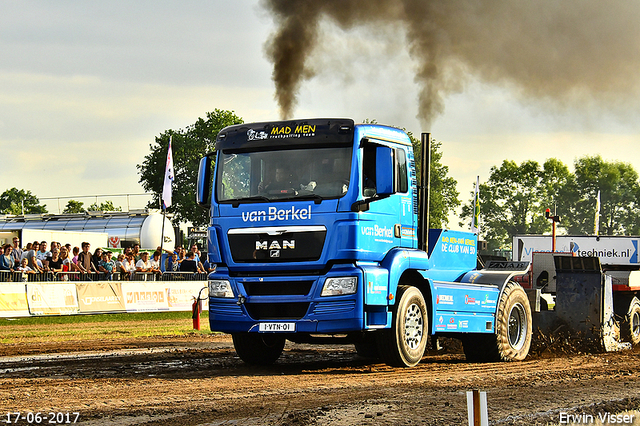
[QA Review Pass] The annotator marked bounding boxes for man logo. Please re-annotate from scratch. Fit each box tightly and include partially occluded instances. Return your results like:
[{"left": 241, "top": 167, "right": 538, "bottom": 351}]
[
  {"left": 255, "top": 240, "right": 295, "bottom": 250},
  {"left": 270, "top": 250, "right": 280, "bottom": 258}
]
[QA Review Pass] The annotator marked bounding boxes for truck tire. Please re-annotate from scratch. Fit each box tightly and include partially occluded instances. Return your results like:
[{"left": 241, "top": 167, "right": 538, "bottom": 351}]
[
  {"left": 622, "top": 300, "right": 640, "bottom": 346},
  {"left": 377, "top": 285, "right": 428, "bottom": 367},
  {"left": 231, "top": 333, "right": 286, "bottom": 365},
  {"left": 463, "top": 281, "right": 532, "bottom": 362},
  {"left": 494, "top": 281, "right": 532, "bottom": 361}
]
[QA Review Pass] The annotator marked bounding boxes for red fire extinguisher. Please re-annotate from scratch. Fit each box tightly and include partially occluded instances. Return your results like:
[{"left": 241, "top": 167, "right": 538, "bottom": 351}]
[{"left": 192, "top": 297, "right": 202, "bottom": 330}]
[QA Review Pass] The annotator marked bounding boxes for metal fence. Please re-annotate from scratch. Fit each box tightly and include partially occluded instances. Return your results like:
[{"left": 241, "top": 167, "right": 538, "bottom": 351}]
[{"left": 0, "top": 270, "right": 209, "bottom": 283}]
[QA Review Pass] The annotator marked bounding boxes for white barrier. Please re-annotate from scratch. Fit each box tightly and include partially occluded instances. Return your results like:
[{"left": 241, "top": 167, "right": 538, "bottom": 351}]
[{"left": 0, "top": 280, "right": 208, "bottom": 318}]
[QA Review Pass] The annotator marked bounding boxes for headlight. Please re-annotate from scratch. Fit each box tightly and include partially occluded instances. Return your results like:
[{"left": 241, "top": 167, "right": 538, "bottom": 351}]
[
  {"left": 208, "top": 280, "right": 234, "bottom": 298},
  {"left": 321, "top": 277, "right": 357, "bottom": 296}
]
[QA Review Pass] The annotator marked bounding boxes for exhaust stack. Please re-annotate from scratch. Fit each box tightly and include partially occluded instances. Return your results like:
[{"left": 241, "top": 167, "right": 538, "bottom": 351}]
[{"left": 418, "top": 133, "right": 431, "bottom": 253}]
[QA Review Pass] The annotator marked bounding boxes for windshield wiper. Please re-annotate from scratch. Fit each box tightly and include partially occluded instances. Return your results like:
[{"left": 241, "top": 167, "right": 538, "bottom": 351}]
[
  {"left": 226, "top": 195, "right": 271, "bottom": 207},
  {"left": 289, "top": 193, "right": 324, "bottom": 204}
]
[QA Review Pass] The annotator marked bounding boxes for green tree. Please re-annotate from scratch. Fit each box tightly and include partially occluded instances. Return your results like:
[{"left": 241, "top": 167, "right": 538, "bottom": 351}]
[
  {"left": 459, "top": 159, "right": 572, "bottom": 252},
  {"left": 408, "top": 132, "right": 460, "bottom": 228},
  {"left": 137, "top": 109, "right": 243, "bottom": 226},
  {"left": 0, "top": 188, "right": 47, "bottom": 215},
  {"left": 63, "top": 200, "right": 86, "bottom": 214},
  {"left": 563, "top": 156, "right": 640, "bottom": 235},
  {"left": 88, "top": 201, "right": 122, "bottom": 212}
]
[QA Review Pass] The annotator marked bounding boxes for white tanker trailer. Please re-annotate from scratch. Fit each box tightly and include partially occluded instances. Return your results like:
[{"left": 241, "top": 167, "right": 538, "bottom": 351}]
[{"left": 0, "top": 209, "right": 175, "bottom": 251}]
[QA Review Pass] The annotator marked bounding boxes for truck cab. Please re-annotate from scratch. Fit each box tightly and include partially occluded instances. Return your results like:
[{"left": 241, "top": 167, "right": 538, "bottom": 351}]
[{"left": 197, "top": 118, "right": 532, "bottom": 367}]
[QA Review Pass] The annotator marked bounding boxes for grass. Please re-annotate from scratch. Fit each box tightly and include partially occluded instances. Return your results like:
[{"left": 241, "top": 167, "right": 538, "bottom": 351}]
[{"left": 0, "top": 311, "right": 211, "bottom": 344}]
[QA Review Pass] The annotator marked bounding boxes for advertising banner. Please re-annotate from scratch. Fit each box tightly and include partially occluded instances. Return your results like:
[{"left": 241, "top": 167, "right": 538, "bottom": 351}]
[
  {"left": 167, "top": 282, "right": 209, "bottom": 311},
  {"left": 0, "top": 283, "right": 30, "bottom": 317},
  {"left": 26, "top": 283, "right": 79, "bottom": 315},
  {"left": 2, "top": 280, "right": 208, "bottom": 317},
  {"left": 122, "top": 282, "right": 170, "bottom": 312},
  {"left": 76, "top": 282, "right": 126, "bottom": 313},
  {"left": 514, "top": 235, "right": 640, "bottom": 266}
]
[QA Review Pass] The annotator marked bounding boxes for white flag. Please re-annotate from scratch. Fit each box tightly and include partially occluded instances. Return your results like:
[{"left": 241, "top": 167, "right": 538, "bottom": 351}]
[
  {"left": 471, "top": 176, "right": 480, "bottom": 234},
  {"left": 162, "top": 137, "right": 174, "bottom": 209},
  {"left": 594, "top": 190, "right": 600, "bottom": 235}
]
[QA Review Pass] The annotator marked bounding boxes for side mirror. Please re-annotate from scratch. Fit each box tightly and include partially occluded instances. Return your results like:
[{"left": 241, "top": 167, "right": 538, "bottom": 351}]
[
  {"left": 375, "top": 146, "right": 394, "bottom": 196},
  {"left": 196, "top": 156, "right": 212, "bottom": 206}
]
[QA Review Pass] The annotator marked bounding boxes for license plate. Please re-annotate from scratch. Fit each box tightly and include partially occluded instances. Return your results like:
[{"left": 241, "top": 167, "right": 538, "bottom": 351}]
[{"left": 258, "top": 322, "right": 295, "bottom": 332}]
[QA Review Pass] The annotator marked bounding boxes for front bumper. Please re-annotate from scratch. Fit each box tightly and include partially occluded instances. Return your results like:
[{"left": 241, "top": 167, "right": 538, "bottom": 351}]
[{"left": 208, "top": 264, "right": 365, "bottom": 334}]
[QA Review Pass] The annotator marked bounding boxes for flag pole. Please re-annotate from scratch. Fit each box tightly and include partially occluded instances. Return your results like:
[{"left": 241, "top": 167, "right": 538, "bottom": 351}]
[
  {"left": 471, "top": 176, "right": 480, "bottom": 234},
  {"left": 594, "top": 190, "right": 601, "bottom": 236},
  {"left": 161, "top": 203, "right": 166, "bottom": 253}
]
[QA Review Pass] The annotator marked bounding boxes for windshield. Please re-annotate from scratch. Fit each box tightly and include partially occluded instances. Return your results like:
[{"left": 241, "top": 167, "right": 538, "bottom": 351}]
[{"left": 217, "top": 147, "right": 352, "bottom": 203}]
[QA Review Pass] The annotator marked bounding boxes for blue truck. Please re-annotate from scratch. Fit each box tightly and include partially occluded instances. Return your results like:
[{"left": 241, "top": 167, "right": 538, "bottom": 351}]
[{"left": 196, "top": 118, "right": 531, "bottom": 367}]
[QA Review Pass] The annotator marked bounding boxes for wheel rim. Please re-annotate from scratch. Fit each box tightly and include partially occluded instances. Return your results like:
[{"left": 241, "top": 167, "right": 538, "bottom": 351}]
[
  {"left": 632, "top": 310, "right": 640, "bottom": 339},
  {"left": 403, "top": 303, "right": 424, "bottom": 350},
  {"left": 508, "top": 302, "right": 527, "bottom": 350}
]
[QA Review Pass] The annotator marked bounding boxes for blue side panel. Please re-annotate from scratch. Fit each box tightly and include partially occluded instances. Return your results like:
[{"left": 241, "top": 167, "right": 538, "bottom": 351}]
[
  {"left": 430, "top": 281, "right": 500, "bottom": 334},
  {"left": 362, "top": 264, "right": 389, "bottom": 305},
  {"left": 428, "top": 229, "right": 477, "bottom": 271}
]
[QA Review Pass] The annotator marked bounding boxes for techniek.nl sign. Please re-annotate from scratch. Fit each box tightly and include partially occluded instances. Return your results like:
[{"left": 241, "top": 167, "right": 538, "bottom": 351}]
[{"left": 514, "top": 236, "right": 640, "bottom": 265}]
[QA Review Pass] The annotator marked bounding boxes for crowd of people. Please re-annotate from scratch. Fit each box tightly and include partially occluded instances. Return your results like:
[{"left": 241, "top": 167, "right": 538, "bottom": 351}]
[{"left": 0, "top": 236, "right": 213, "bottom": 280}]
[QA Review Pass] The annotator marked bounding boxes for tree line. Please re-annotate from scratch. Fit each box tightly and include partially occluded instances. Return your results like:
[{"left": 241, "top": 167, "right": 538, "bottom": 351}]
[
  {"left": 459, "top": 156, "right": 640, "bottom": 252},
  {"left": 0, "top": 188, "right": 122, "bottom": 215}
]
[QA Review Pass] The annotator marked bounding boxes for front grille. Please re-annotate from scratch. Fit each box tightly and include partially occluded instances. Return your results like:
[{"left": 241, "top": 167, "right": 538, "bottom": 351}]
[
  {"left": 245, "top": 302, "right": 310, "bottom": 320},
  {"left": 228, "top": 228, "right": 326, "bottom": 263},
  {"left": 243, "top": 281, "right": 313, "bottom": 296}
]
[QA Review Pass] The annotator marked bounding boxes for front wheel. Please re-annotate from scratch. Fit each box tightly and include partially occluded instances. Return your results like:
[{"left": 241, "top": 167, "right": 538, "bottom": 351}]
[
  {"left": 377, "top": 285, "right": 428, "bottom": 367},
  {"left": 231, "top": 333, "right": 286, "bottom": 365}
]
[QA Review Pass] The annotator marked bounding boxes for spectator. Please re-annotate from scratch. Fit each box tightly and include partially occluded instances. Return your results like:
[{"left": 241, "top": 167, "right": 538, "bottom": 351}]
[
  {"left": 135, "top": 251, "right": 152, "bottom": 272},
  {"left": 47, "top": 248, "right": 63, "bottom": 273},
  {"left": 71, "top": 246, "right": 80, "bottom": 265},
  {"left": 11, "top": 236, "right": 23, "bottom": 268},
  {"left": 132, "top": 244, "right": 141, "bottom": 262},
  {"left": 17, "top": 258, "right": 35, "bottom": 274},
  {"left": 121, "top": 253, "right": 136, "bottom": 279},
  {"left": 0, "top": 244, "right": 14, "bottom": 272},
  {"left": 167, "top": 252, "right": 180, "bottom": 272},
  {"left": 37, "top": 241, "right": 50, "bottom": 270},
  {"left": 25, "top": 242, "right": 41, "bottom": 272},
  {"left": 115, "top": 254, "right": 127, "bottom": 278},
  {"left": 188, "top": 244, "right": 206, "bottom": 273},
  {"left": 150, "top": 251, "right": 162, "bottom": 273},
  {"left": 99, "top": 252, "right": 116, "bottom": 280},
  {"left": 92, "top": 248, "right": 103, "bottom": 269},
  {"left": 180, "top": 251, "right": 199, "bottom": 273},
  {"left": 189, "top": 244, "right": 201, "bottom": 263},
  {"left": 77, "top": 242, "right": 96, "bottom": 273},
  {"left": 59, "top": 247, "right": 77, "bottom": 272}
]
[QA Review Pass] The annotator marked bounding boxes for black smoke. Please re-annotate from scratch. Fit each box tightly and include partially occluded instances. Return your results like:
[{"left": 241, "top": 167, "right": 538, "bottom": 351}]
[{"left": 263, "top": 0, "right": 640, "bottom": 127}]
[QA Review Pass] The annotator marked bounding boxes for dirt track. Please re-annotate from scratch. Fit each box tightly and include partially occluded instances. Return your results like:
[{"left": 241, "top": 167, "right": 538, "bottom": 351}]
[{"left": 1, "top": 334, "right": 639, "bottom": 425}]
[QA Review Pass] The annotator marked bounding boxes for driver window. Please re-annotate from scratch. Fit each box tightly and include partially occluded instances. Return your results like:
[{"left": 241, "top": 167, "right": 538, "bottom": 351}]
[{"left": 363, "top": 145, "right": 377, "bottom": 198}]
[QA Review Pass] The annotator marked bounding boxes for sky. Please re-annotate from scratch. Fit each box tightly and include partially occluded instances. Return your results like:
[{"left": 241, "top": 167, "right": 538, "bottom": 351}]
[{"left": 2, "top": 1, "right": 640, "bottom": 230}]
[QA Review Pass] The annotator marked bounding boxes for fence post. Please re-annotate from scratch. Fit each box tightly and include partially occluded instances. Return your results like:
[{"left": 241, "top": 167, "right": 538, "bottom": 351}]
[{"left": 466, "top": 389, "right": 488, "bottom": 426}]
